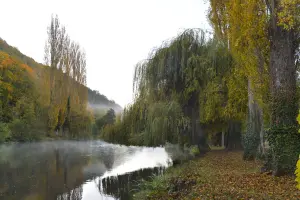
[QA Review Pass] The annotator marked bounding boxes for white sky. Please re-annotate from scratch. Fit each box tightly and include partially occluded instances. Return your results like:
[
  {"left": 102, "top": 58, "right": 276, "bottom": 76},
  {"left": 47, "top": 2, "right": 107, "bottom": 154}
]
[{"left": 0, "top": 0, "right": 210, "bottom": 107}]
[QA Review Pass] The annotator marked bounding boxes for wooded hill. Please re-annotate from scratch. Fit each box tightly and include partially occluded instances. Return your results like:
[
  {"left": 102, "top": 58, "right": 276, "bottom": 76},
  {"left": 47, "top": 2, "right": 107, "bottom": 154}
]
[
  {"left": 0, "top": 25, "right": 121, "bottom": 141},
  {"left": 0, "top": 37, "right": 121, "bottom": 110}
]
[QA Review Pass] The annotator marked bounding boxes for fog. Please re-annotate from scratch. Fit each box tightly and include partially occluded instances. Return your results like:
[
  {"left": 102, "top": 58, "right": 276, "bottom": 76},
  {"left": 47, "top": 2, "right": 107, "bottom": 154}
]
[
  {"left": 88, "top": 103, "right": 123, "bottom": 114},
  {"left": 0, "top": 140, "right": 174, "bottom": 199}
]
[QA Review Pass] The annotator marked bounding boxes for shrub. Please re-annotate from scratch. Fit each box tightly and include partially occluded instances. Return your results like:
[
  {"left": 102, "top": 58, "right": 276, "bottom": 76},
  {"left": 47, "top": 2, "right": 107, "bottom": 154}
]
[
  {"left": 10, "top": 119, "right": 28, "bottom": 141},
  {"left": 0, "top": 123, "right": 11, "bottom": 142},
  {"left": 267, "top": 126, "right": 300, "bottom": 174},
  {"left": 9, "top": 119, "right": 43, "bottom": 141},
  {"left": 190, "top": 145, "right": 200, "bottom": 156}
]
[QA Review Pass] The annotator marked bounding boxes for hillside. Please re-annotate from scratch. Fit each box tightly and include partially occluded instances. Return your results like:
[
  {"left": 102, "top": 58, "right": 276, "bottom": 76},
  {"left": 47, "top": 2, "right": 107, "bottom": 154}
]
[
  {"left": 0, "top": 38, "right": 122, "bottom": 112},
  {"left": 0, "top": 37, "right": 122, "bottom": 141}
]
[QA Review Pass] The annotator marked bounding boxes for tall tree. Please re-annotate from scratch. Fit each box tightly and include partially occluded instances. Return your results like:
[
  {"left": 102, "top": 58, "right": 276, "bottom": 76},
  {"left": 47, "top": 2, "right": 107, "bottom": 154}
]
[
  {"left": 208, "top": 0, "right": 300, "bottom": 174},
  {"left": 44, "top": 15, "right": 89, "bottom": 136},
  {"left": 105, "top": 30, "right": 237, "bottom": 149}
]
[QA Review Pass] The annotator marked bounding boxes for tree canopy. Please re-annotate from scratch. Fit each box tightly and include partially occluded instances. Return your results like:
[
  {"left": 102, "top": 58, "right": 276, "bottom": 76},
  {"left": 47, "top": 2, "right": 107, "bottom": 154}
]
[{"left": 101, "top": 29, "right": 243, "bottom": 149}]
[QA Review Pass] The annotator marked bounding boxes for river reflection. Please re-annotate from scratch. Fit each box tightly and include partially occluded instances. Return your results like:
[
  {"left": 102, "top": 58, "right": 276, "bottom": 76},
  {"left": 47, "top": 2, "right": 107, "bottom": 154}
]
[{"left": 0, "top": 141, "right": 172, "bottom": 200}]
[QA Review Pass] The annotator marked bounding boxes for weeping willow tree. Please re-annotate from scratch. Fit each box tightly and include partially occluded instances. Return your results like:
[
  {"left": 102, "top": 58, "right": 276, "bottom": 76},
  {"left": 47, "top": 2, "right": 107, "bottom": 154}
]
[
  {"left": 133, "top": 29, "right": 210, "bottom": 147},
  {"left": 104, "top": 29, "right": 242, "bottom": 149},
  {"left": 141, "top": 101, "right": 190, "bottom": 146}
]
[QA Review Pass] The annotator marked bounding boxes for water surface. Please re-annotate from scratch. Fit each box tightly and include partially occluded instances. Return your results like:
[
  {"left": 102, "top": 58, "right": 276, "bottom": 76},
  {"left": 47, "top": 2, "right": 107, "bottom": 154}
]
[{"left": 0, "top": 141, "right": 172, "bottom": 200}]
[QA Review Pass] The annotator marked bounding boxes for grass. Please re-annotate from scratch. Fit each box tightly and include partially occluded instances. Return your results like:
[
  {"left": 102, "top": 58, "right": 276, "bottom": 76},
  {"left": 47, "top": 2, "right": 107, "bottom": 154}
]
[{"left": 133, "top": 151, "right": 300, "bottom": 200}]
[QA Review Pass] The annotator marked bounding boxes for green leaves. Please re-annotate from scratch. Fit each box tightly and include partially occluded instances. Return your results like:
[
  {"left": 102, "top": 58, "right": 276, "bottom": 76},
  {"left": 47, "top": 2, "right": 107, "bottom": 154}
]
[
  {"left": 0, "top": 123, "right": 11, "bottom": 142},
  {"left": 144, "top": 101, "right": 190, "bottom": 146}
]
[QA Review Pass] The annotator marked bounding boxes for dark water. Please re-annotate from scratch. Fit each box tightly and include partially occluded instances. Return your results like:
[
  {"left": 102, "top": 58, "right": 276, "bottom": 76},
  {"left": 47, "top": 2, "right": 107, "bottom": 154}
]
[{"left": 0, "top": 141, "right": 172, "bottom": 200}]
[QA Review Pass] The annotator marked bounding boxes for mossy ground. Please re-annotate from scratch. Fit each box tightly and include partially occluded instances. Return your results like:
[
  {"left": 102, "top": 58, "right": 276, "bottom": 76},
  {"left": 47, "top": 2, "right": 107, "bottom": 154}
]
[{"left": 134, "top": 151, "right": 300, "bottom": 200}]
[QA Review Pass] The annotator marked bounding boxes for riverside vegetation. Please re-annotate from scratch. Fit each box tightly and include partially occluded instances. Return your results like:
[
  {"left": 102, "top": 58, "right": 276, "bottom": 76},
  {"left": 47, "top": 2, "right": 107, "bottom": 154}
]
[
  {"left": 1, "top": 1, "right": 300, "bottom": 199},
  {"left": 98, "top": 0, "right": 300, "bottom": 198},
  {"left": 0, "top": 15, "right": 121, "bottom": 142}
]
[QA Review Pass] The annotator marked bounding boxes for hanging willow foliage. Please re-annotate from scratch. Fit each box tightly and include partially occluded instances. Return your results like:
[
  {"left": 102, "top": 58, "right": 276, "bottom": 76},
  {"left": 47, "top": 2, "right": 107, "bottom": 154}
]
[
  {"left": 103, "top": 29, "right": 242, "bottom": 147},
  {"left": 142, "top": 101, "right": 190, "bottom": 146}
]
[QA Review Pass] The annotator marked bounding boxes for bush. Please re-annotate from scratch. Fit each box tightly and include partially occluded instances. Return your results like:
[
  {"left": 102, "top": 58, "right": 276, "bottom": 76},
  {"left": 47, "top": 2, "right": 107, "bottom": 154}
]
[
  {"left": 69, "top": 110, "right": 93, "bottom": 139},
  {"left": 267, "top": 125, "right": 300, "bottom": 175},
  {"left": 10, "top": 119, "right": 28, "bottom": 141},
  {"left": 9, "top": 119, "right": 43, "bottom": 141},
  {"left": 242, "top": 131, "right": 260, "bottom": 160},
  {"left": 165, "top": 142, "right": 197, "bottom": 164},
  {"left": 190, "top": 145, "right": 200, "bottom": 157},
  {"left": 0, "top": 123, "right": 11, "bottom": 142}
]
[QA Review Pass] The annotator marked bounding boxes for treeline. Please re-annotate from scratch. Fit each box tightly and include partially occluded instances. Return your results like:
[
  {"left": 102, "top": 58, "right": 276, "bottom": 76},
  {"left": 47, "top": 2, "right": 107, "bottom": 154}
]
[
  {"left": 101, "top": 0, "right": 300, "bottom": 176},
  {"left": 0, "top": 15, "right": 121, "bottom": 142}
]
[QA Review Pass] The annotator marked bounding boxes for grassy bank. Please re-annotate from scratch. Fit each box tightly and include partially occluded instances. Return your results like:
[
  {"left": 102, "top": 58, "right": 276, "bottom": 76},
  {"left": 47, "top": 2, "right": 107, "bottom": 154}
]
[{"left": 134, "top": 151, "right": 300, "bottom": 199}]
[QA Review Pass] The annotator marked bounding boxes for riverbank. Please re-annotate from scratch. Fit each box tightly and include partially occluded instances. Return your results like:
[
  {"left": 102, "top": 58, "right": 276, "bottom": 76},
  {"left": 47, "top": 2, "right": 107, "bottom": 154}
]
[{"left": 134, "top": 151, "right": 300, "bottom": 199}]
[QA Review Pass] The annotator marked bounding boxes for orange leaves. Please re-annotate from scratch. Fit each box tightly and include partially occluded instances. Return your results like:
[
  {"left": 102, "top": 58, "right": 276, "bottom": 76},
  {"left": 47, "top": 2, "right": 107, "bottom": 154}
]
[
  {"left": 0, "top": 51, "right": 35, "bottom": 76},
  {"left": 0, "top": 51, "right": 36, "bottom": 81},
  {"left": 20, "top": 64, "right": 35, "bottom": 77},
  {"left": 0, "top": 50, "right": 36, "bottom": 103},
  {"left": 0, "top": 52, "right": 12, "bottom": 69}
]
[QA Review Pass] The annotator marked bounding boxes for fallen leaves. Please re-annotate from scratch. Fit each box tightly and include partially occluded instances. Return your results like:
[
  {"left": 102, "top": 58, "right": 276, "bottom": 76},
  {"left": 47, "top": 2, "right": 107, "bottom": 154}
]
[{"left": 140, "top": 151, "right": 300, "bottom": 200}]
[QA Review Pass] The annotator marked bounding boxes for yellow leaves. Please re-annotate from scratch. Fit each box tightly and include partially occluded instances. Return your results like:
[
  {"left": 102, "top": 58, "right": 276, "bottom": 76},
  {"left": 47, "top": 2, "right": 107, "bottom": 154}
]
[
  {"left": 297, "top": 112, "right": 300, "bottom": 129},
  {"left": 200, "top": 80, "right": 225, "bottom": 123},
  {"left": 296, "top": 156, "right": 300, "bottom": 190},
  {"left": 295, "top": 156, "right": 300, "bottom": 191},
  {"left": 223, "top": 66, "right": 248, "bottom": 120},
  {"left": 208, "top": 0, "right": 270, "bottom": 123},
  {"left": 0, "top": 82, "right": 13, "bottom": 93},
  {"left": 278, "top": 0, "right": 300, "bottom": 30},
  {"left": 47, "top": 106, "right": 59, "bottom": 131}
]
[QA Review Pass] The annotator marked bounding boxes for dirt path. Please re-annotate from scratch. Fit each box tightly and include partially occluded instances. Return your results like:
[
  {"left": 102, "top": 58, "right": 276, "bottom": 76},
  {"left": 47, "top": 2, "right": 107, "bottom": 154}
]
[{"left": 137, "top": 151, "right": 300, "bottom": 200}]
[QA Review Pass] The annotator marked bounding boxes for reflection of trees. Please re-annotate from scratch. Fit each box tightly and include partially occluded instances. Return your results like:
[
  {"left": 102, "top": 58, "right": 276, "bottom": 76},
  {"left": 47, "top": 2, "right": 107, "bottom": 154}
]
[
  {"left": 100, "top": 146, "right": 115, "bottom": 170},
  {"left": 57, "top": 186, "right": 83, "bottom": 200},
  {"left": 0, "top": 142, "right": 91, "bottom": 200},
  {"left": 0, "top": 142, "right": 168, "bottom": 200},
  {"left": 99, "top": 167, "right": 165, "bottom": 200}
]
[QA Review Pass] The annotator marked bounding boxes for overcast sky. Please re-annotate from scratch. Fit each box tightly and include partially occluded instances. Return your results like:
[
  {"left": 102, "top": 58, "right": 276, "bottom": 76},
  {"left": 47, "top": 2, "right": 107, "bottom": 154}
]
[{"left": 0, "top": 0, "right": 209, "bottom": 107}]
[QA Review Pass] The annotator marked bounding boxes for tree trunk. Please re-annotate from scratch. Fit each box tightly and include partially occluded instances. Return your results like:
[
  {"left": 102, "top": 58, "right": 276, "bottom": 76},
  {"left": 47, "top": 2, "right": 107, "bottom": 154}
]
[
  {"left": 226, "top": 121, "right": 243, "bottom": 151},
  {"left": 243, "top": 79, "right": 264, "bottom": 160},
  {"left": 268, "top": 1, "right": 299, "bottom": 175},
  {"left": 270, "top": 20, "right": 297, "bottom": 127},
  {"left": 196, "top": 121, "right": 210, "bottom": 153},
  {"left": 221, "top": 131, "right": 225, "bottom": 148},
  {"left": 186, "top": 103, "right": 210, "bottom": 153}
]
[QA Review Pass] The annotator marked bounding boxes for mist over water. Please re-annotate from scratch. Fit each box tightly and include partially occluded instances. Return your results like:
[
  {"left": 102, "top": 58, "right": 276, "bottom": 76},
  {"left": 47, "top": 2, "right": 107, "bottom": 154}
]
[
  {"left": 88, "top": 103, "right": 123, "bottom": 114},
  {"left": 0, "top": 140, "right": 172, "bottom": 200}
]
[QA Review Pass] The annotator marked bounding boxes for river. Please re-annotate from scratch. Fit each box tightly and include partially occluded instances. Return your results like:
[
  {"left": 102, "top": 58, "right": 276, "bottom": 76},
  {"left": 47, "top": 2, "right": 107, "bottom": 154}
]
[{"left": 0, "top": 140, "right": 173, "bottom": 200}]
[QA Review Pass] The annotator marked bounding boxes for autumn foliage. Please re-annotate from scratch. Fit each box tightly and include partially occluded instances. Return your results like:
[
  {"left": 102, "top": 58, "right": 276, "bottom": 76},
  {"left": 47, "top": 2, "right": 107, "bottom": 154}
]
[{"left": 134, "top": 151, "right": 300, "bottom": 199}]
